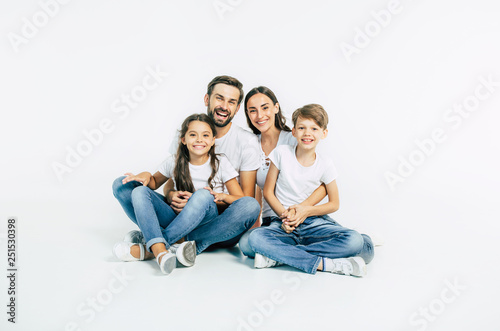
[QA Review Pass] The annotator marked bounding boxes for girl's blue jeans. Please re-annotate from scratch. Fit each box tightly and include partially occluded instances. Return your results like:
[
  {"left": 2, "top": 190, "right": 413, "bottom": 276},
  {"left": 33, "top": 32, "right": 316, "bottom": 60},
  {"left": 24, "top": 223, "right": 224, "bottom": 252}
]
[
  {"left": 247, "top": 216, "right": 374, "bottom": 274},
  {"left": 112, "top": 176, "right": 260, "bottom": 254}
]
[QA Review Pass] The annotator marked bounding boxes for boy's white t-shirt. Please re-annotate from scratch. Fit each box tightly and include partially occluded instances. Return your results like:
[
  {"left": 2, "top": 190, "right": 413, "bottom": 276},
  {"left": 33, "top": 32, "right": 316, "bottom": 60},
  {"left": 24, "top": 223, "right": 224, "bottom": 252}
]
[
  {"left": 268, "top": 144, "right": 338, "bottom": 217},
  {"left": 169, "top": 123, "right": 260, "bottom": 183},
  {"left": 158, "top": 154, "right": 238, "bottom": 194},
  {"left": 256, "top": 131, "right": 297, "bottom": 218}
]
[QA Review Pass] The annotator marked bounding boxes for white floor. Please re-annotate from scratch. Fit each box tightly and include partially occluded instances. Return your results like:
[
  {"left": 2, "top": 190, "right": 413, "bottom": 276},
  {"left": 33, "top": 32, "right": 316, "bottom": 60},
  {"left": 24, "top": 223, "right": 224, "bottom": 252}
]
[{"left": 1, "top": 197, "right": 499, "bottom": 331}]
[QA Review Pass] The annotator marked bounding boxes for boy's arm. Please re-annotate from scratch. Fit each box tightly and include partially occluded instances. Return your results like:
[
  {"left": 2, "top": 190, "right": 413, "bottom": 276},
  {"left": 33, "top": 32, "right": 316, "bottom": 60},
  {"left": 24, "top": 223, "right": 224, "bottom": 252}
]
[
  {"left": 282, "top": 183, "right": 327, "bottom": 221},
  {"left": 285, "top": 180, "right": 340, "bottom": 228},
  {"left": 262, "top": 162, "right": 287, "bottom": 216}
]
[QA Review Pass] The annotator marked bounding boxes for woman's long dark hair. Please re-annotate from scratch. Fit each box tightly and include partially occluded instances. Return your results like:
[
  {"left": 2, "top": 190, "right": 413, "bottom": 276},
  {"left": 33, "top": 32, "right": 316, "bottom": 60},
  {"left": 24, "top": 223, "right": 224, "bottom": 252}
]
[
  {"left": 244, "top": 86, "right": 291, "bottom": 135},
  {"left": 174, "top": 113, "right": 219, "bottom": 192}
]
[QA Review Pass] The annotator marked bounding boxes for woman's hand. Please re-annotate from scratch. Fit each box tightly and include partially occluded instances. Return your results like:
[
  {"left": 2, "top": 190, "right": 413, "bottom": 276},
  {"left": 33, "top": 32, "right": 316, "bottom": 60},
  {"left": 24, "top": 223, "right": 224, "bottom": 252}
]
[{"left": 122, "top": 172, "right": 151, "bottom": 186}]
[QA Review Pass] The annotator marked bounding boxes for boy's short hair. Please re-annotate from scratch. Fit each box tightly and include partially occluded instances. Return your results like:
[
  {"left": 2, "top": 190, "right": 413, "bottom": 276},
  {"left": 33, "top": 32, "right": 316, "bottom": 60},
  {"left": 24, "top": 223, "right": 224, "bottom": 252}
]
[
  {"left": 207, "top": 75, "right": 244, "bottom": 105},
  {"left": 292, "top": 104, "right": 329, "bottom": 129}
]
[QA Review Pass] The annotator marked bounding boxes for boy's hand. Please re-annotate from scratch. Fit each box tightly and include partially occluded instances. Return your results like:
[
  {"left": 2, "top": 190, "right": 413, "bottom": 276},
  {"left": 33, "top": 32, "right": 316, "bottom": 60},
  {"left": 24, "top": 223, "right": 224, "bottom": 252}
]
[
  {"left": 204, "top": 187, "right": 227, "bottom": 203},
  {"left": 170, "top": 191, "right": 192, "bottom": 213},
  {"left": 122, "top": 172, "right": 150, "bottom": 187},
  {"left": 284, "top": 204, "right": 311, "bottom": 228},
  {"left": 281, "top": 222, "right": 295, "bottom": 234}
]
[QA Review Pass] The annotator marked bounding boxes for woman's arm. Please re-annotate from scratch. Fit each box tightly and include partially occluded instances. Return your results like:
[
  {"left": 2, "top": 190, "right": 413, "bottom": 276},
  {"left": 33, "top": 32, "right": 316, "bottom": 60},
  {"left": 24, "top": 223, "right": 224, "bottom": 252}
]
[{"left": 262, "top": 162, "right": 286, "bottom": 216}]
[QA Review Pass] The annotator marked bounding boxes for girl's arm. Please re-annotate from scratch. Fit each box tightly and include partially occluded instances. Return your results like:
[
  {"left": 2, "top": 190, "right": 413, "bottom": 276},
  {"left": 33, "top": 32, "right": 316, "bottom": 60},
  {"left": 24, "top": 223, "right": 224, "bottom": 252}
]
[
  {"left": 262, "top": 162, "right": 287, "bottom": 216},
  {"left": 122, "top": 171, "right": 168, "bottom": 191},
  {"left": 204, "top": 177, "right": 244, "bottom": 206}
]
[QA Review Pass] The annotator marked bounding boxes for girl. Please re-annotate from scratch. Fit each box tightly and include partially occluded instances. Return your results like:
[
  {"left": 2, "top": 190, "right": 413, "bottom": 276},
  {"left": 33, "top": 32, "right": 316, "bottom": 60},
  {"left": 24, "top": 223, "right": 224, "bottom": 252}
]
[{"left": 112, "top": 113, "right": 244, "bottom": 275}]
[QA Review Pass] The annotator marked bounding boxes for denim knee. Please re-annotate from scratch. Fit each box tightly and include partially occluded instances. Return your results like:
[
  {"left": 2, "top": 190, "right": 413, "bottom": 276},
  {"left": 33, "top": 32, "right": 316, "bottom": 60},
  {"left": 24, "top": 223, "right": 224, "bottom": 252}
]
[
  {"left": 187, "top": 189, "right": 214, "bottom": 207},
  {"left": 237, "top": 197, "right": 260, "bottom": 224},
  {"left": 130, "top": 185, "right": 152, "bottom": 204},
  {"left": 238, "top": 229, "right": 256, "bottom": 258},
  {"left": 112, "top": 176, "right": 127, "bottom": 197},
  {"left": 345, "top": 231, "right": 365, "bottom": 257}
]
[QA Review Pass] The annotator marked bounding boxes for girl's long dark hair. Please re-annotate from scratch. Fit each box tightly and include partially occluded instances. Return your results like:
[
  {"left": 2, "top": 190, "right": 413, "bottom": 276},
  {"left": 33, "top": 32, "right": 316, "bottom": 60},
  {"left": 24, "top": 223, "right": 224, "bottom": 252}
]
[
  {"left": 244, "top": 86, "right": 291, "bottom": 135},
  {"left": 174, "top": 113, "right": 219, "bottom": 193}
]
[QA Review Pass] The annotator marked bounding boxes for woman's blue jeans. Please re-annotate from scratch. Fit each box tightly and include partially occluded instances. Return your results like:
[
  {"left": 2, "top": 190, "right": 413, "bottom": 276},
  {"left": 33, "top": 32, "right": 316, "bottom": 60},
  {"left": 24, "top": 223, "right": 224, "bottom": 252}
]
[
  {"left": 248, "top": 216, "right": 374, "bottom": 274},
  {"left": 112, "top": 176, "right": 260, "bottom": 254}
]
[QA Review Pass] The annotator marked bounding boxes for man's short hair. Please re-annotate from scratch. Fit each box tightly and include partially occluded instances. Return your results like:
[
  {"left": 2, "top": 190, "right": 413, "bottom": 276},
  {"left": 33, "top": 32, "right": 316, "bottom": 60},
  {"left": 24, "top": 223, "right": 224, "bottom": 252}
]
[
  {"left": 292, "top": 104, "right": 329, "bottom": 130},
  {"left": 207, "top": 75, "right": 244, "bottom": 105}
]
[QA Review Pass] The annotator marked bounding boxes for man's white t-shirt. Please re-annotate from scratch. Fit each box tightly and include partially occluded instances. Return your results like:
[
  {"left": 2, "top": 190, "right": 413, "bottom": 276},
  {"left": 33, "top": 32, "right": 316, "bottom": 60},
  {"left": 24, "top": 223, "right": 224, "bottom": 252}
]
[
  {"left": 158, "top": 154, "right": 238, "bottom": 194},
  {"left": 169, "top": 123, "right": 260, "bottom": 183},
  {"left": 268, "top": 144, "right": 338, "bottom": 217},
  {"left": 256, "top": 131, "right": 297, "bottom": 218}
]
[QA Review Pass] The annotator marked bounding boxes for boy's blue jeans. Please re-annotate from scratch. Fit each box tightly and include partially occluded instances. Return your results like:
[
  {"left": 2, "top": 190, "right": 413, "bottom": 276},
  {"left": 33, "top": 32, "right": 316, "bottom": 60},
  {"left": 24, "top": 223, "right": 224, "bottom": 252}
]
[
  {"left": 248, "top": 216, "right": 374, "bottom": 274},
  {"left": 112, "top": 176, "right": 260, "bottom": 254}
]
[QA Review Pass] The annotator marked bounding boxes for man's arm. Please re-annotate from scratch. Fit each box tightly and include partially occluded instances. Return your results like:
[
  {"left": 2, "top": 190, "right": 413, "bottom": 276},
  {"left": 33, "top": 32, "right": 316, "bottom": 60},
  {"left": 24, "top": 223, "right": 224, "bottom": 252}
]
[{"left": 239, "top": 170, "right": 257, "bottom": 197}]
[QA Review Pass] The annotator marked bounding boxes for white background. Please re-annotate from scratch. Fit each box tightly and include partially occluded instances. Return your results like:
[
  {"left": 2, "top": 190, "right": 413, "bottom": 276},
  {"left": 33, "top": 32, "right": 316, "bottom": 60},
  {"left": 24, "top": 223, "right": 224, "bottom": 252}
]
[{"left": 1, "top": 1, "right": 499, "bottom": 330}]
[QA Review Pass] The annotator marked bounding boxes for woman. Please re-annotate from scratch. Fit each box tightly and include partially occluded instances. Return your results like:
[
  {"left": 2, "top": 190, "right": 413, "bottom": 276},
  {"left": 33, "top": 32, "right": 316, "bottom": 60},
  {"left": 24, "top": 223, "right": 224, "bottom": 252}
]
[{"left": 238, "top": 86, "right": 326, "bottom": 257}]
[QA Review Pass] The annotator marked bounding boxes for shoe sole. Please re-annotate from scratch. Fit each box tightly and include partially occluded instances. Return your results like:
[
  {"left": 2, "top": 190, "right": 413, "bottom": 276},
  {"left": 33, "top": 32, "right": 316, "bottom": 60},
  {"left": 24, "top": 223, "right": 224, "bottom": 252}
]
[
  {"left": 350, "top": 256, "right": 367, "bottom": 277},
  {"left": 160, "top": 253, "right": 177, "bottom": 275},
  {"left": 176, "top": 241, "right": 196, "bottom": 267}
]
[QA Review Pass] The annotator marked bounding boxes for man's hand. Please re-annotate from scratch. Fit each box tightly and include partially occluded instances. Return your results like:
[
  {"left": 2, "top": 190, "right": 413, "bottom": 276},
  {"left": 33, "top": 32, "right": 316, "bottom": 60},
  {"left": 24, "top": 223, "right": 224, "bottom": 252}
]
[
  {"left": 122, "top": 172, "right": 151, "bottom": 187},
  {"left": 170, "top": 191, "right": 192, "bottom": 213}
]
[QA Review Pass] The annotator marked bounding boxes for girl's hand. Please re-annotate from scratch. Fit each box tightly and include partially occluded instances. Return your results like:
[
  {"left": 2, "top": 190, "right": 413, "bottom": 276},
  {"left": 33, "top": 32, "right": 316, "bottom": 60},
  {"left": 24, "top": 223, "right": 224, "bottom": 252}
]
[
  {"left": 204, "top": 187, "right": 227, "bottom": 203},
  {"left": 122, "top": 172, "right": 151, "bottom": 186},
  {"left": 170, "top": 191, "right": 192, "bottom": 213}
]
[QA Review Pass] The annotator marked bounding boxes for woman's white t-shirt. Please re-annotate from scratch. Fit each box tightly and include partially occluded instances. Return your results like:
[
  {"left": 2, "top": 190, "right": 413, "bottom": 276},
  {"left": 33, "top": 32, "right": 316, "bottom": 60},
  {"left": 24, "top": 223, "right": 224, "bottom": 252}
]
[
  {"left": 158, "top": 154, "right": 238, "bottom": 194},
  {"left": 256, "top": 131, "right": 297, "bottom": 218}
]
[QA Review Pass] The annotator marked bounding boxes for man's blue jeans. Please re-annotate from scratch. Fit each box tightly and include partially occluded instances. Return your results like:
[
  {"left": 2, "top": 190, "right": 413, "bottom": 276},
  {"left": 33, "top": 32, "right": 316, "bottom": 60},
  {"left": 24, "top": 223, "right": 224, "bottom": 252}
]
[
  {"left": 248, "top": 216, "right": 374, "bottom": 274},
  {"left": 112, "top": 176, "right": 260, "bottom": 254}
]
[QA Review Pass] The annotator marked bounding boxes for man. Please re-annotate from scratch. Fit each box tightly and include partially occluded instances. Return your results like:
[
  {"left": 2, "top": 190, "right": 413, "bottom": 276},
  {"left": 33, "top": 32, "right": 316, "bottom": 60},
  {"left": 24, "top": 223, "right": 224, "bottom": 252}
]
[{"left": 164, "top": 75, "right": 261, "bottom": 252}]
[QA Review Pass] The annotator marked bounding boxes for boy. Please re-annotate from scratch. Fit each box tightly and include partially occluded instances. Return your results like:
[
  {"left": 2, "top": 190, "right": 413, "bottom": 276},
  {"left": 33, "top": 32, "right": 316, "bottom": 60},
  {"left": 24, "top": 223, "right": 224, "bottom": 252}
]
[{"left": 248, "top": 104, "right": 374, "bottom": 276}]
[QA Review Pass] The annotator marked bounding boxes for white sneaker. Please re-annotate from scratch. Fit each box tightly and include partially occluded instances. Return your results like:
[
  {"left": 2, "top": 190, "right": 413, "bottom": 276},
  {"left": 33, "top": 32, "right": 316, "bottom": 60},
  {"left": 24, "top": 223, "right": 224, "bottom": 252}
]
[
  {"left": 169, "top": 241, "right": 196, "bottom": 267},
  {"left": 123, "top": 230, "right": 145, "bottom": 244},
  {"left": 112, "top": 242, "right": 145, "bottom": 262},
  {"left": 328, "top": 257, "right": 367, "bottom": 277},
  {"left": 156, "top": 251, "right": 176, "bottom": 275},
  {"left": 254, "top": 253, "right": 282, "bottom": 269}
]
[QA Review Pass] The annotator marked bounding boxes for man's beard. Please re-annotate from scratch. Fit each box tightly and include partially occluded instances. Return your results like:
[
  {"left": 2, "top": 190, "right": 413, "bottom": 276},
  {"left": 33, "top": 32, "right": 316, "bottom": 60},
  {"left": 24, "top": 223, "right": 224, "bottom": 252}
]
[{"left": 208, "top": 105, "right": 234, "bottom": 128}]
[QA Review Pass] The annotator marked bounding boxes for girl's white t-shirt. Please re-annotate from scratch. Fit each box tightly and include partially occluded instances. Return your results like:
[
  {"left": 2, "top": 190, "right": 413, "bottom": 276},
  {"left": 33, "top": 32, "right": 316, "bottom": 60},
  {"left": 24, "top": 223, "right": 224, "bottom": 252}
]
[
  {"left": 268, "top": 144, "right": 338, "bottom": 217},
  {"left": 158, "top": 154, "right": 238, "bottom": 194},
  {"left": 256, "top": 131, "right": 297, "bottom": 218}
]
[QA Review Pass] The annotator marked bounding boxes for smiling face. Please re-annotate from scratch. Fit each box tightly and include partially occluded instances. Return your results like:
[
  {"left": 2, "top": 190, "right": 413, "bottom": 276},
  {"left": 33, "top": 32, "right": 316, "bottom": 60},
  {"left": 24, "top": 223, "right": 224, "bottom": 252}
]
[
  {"left": 246, "top": 93, "right": 279, "bottom": 134},
  {"left": 181, "top": 120, "right": 216, "bottom": 159},
  {"left": 292, "top": 116, "right": 328, "bottom": 150},
  {"left": 205, "top": 83, "right": 241, "bottom": 128}
]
